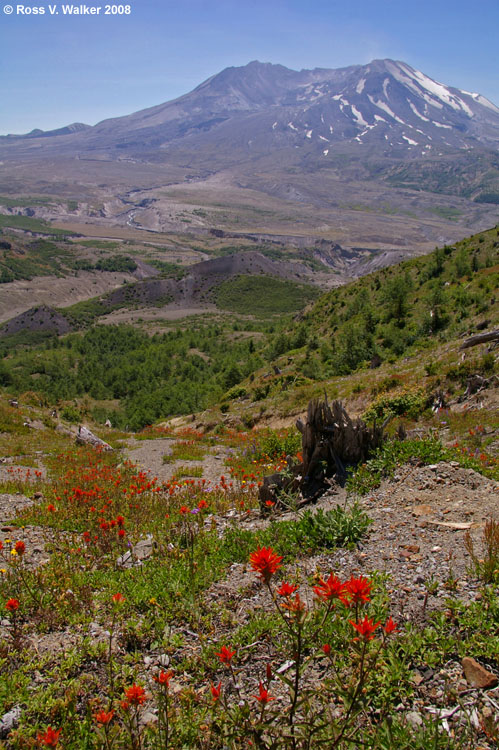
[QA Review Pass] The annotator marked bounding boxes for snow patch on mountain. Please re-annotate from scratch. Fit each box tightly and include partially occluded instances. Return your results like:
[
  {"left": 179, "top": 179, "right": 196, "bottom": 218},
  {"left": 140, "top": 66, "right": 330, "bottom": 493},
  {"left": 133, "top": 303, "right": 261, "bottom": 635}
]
[
  {"left": 368, "top": 96, "right": 405, "bottom": 124},
  {"left": 409, "top": 102, "right": 430, "bottom": 122},
  {"left": 351, "top": 105, "right": 368, "bottom": 127}
]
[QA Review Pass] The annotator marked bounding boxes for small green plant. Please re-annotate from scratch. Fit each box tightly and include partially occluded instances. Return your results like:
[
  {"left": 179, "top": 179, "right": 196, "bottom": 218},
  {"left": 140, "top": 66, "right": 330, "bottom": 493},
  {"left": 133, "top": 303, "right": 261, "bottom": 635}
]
[
  {"left": 172, "top": 465, "right": 204, "bottom": 479},
  {"left": 248, "top": 428, "right": 301, "bottom": 462},
  {"left": 220, "top": 505, "right": 371, "bottom": 563},
  {"left": 60, "top": 405, "right": 81, "bottom": 423},
  {"left": 163, "top": 441, "right": 206, "bottom": 463},
  {"left": 225, "top": 385, "right": 247, "bottom": 400},
  {"left": 363, "top": 388, "right": 427, "bottom": 424},
  {"left": 347, "top": 437, "right": 446, "bottom": 495},
  {"left": 424, "top": 361, "right": 439, "bottom": 376},
  {"left": 464, "top": 518, "right": 499, "bottom": 583}
]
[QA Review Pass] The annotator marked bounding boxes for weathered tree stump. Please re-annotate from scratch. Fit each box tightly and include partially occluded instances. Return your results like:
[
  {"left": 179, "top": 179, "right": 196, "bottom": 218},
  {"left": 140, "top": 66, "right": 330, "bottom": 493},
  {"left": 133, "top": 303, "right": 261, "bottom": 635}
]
[
  {"left": 259, "top": 397, "right": 384, "bottom": 514},
  {"left": 297, "top": 397, "right": 384, "bottom": 481}
]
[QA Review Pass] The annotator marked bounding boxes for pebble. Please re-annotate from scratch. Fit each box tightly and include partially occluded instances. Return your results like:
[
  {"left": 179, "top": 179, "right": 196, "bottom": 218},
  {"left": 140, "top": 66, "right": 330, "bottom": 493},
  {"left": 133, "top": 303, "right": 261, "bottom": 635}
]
[
  {"left": 406, "top": 710, "right": 423, "bottom": 727},
  {"left": 462, "top": 657, "right": 499, "bottom": 689},
  {"left": 0, "top": 706, "right": 22, "bottom": 739}
]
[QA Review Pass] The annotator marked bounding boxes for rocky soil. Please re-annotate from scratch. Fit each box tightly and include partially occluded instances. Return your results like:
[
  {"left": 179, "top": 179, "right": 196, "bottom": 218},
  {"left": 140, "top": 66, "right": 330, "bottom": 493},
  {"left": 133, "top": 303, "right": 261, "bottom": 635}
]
[{"left": 0, "top": 438, "right": 497, "bottom": 746}]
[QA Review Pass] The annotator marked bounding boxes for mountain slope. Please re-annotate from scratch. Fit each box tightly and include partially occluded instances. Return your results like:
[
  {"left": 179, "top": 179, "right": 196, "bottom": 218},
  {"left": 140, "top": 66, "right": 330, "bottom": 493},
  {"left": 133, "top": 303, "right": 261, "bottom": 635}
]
[
  {"left": 2, "top": 59, "right": 498, "bottom": 179},
  {"left": 1, "top": 59, "right": 498, "bottom": 256}
]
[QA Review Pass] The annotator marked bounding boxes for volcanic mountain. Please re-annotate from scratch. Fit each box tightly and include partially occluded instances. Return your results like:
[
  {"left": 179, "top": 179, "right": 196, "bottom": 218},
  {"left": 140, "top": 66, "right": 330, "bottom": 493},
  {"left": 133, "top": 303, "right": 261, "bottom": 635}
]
[
  {"left": 1, "top": 59, "right": 498, "bottom": 252},
  {"left": 3, "top": 60, "right": 498, "bottom": 170}
]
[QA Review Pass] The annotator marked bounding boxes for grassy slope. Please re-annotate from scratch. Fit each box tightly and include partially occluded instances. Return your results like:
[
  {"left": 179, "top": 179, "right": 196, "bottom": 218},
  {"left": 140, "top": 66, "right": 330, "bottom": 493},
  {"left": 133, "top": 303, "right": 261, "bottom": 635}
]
[
  {"left": 0, "top": 227, "right": 497, "bottom": 433},
  {"left": 0, "top": 230, "right": 497, "bottom": 746}
]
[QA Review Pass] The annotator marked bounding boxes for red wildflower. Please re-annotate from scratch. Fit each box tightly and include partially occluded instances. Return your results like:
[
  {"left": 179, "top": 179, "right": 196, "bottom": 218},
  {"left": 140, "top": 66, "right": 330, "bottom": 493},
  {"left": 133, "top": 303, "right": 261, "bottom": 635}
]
[
  {"left": 197, "top": 499, "right": 208, "bottom": 510},
  {"left": 112, "top": 592, "right": 125, "bottom": 605},
  {"left": 277, "top": 582, "right": 298, "bottom": 597},
  {"left": 116, "top": 515, "right": 125, "bottom": 526},
  {"left": 313, "top": 573, "right": 347, "bottom": 604},
  {"left": 344, "top": 575, "right": 371, "bottom": 605},
  {"left": 249, "top": 547, "right": 282, "bottom": 583},
  {"left": 322, "top": 643, "right": 331, "bottom": 655},
  {"left": 216, "top": 645, "right": 235, "bottom": 664},
  {"left": 6, "top": 598, "right": 19, "bottom": 612},
  {"left": 154, "top": 670, "right": 173, "bottom": 686},
  {"left": 383, "top": 616, "right": 398, "bottom": 635},
  {"left": 47, "top": 504, "right": 56, "bottom": 512},
  {"left": 252, "top": 682, "right": 275, "bottom": 704},
  {"left": 282, "top": 593, "right": 306, "bottom": 614},
  {"left": 118, "top": 529, "right": 126, "bottom": 538},
  {"left": 124, "top": 684, "right": 147, "bottom": 706},
  {"left": 211, "top": 682, "right": 222, "bottom": 701},
  {"left": 14, "top": 541, "right": 26, "bottom": 555},
  {"left": 37, "top": 726, "right": 61, "bottom": 747},
  {"left": 349, "top": 616, "right": 380, "bottom": 641},
  {"left": 94, "top": 710, "right": 114, "bottom": 725},
  {"left": 179, "top": 506, "right": 189, "bottom": 515}
]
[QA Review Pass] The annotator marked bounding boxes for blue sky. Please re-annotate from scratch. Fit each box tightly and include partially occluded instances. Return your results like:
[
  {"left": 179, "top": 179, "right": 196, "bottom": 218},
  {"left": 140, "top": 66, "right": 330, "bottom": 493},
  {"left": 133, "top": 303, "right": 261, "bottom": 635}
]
[{"left": 1, "top": 0, "right": 498, "bottom": 134}]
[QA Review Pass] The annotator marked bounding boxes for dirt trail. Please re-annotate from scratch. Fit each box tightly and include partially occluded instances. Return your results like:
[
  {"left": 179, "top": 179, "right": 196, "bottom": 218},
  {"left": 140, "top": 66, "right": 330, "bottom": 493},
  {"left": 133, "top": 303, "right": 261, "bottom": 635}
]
[{"left": 123, "top": 437, "right": 230, "bottom": 485}]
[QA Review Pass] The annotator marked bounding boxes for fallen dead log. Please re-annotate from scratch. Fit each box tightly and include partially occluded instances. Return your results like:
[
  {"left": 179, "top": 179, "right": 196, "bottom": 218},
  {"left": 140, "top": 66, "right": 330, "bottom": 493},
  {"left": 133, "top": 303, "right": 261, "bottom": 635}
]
[
  {"left": 76, "top": 425, "right": 113, "bottom": 451},
  {"left": 459, "top": 330, "right": 499, "bottom": 350}
]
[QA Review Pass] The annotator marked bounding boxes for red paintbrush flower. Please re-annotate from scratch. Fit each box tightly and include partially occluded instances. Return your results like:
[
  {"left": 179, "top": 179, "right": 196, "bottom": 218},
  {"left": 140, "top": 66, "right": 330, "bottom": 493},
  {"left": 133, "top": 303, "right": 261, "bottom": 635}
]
[
  {"left": 252, "top": 682, "right": 275, "bottom": 704},
  {"left": 383, "top": 616, "right": 398, "bottom": 635},
  {"left": 282, "top": 593, "right": 306, "bottom": 614},
  {"left": 154, "top": 670, "right": 173, "bottom": 686},
  {"left": 211, "top": 681, "right": 222, "bottom": 701},
  {"left": 313, "top": 573, "right": 348, "bottom": 604},
  {"left": 37, "top": 726, "right": 61, "bottom": 747},
  {"left": 349, "top": 616, "right": 380, "bottom": 641},
  {"left": 344, "top": 575, "right": 372, "bottom": 605},
  {"left": 123, "top": 684, "right": 146, "bottom": 706},
  {"left": 276, "top": 582, "right": 298, "bottom": 597},
  {"left": 6, "top": 598, "right": 19, "bottom": 612},
  {"left": 94, "top": 710, "right": 114, "bottom": 725},
  {"left": 14, "top": 541, "right": 26, "bottom": 555},
  {"left": 249, "top": 547, "right": 282, "bottom": 583},
  {"left": 216, "top": 645, "right": 236, "bottom": 664}
]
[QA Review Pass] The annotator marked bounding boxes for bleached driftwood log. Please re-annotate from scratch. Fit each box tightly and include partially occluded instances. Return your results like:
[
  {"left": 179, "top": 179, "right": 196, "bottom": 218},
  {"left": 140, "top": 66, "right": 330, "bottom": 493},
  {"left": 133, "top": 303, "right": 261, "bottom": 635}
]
[
  {"left": 76, "top": 425, "right": 113, "bottom": 451},
  {"left": 459, "top": 330, "right": 499, "bottom": 350}
]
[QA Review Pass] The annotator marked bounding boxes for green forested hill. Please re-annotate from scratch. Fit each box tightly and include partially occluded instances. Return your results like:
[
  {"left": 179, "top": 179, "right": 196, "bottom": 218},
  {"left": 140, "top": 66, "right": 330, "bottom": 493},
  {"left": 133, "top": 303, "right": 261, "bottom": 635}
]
[
  {"left": 0, "top": 227, "right": 497, "bottom": 429},
  {"left": 0, "top": 322, "right": 268, "bottom": 430},
  {"left": 284, "top": 226, "right": 498, "bottom": 377}
]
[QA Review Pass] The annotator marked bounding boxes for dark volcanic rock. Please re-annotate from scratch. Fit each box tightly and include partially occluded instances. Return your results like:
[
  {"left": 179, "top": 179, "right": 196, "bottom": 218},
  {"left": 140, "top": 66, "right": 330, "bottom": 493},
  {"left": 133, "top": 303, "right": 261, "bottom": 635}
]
[{"left": 0, "top": 305, "right": 73, "bottom": 337}]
